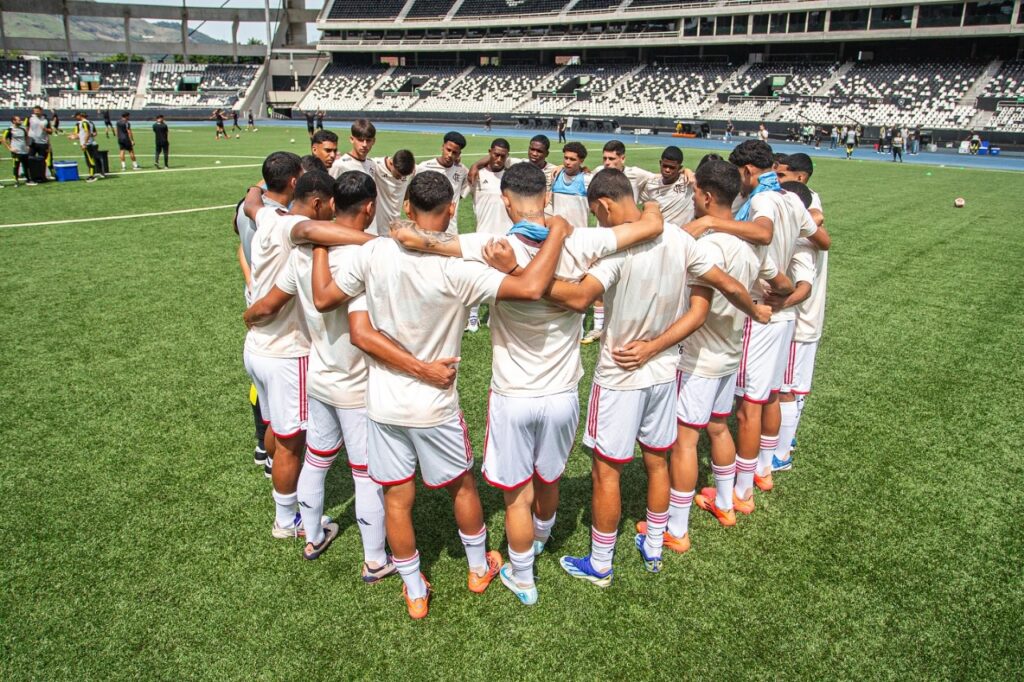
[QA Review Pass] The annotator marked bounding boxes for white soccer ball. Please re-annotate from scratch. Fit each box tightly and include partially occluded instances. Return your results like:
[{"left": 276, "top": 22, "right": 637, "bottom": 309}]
[
  {"left": 215, "top": 160, "right": 221, "bottom": 165},
  {"left": 253, "top": 128, "right": 258, "bottom": 132},
  {"left": 953, "top": 197, "right": 965, "bottom": 208},
  {"left": 235, "top": 134, "right": 240, "bottom": 139},
  {"left": 290, "top": 138, "right": 295, "bottom": 143}
]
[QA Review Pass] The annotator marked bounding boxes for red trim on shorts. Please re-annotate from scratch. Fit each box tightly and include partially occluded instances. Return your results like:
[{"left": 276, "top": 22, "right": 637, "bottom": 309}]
[
  {"left": 791, "top": 389, "right": 811, "bottom": 396},
  {"left": 740, "top": 395, "right": 770, "bottom": 405},
  {"left": 675, "top": 370, "right": 683, "bottom": 396},
  {"left": 677, "top": 418, "right": 709, "bottom": 430},
  {"left": 533, "top": 469, "right": 563, "bottom": 485},
  {"left": 261, "top": 418, "right": 271, "bottom": 425},
  {"left": 638, "top": 439, "right": 675, "bottom": 453},
  {"left": 710, "top": 411, "right": 732, "bottom": 419},
  {"left": 347, "top": 461, "right": 368, "bottom": 471},
  {"left": 270, "top": 426, "right": 305, "bottom": 439},
  {"left": 307, "top": 443, "right": 342, "bottom": 456},
  {"left": 592, "top": 445, "right": 631, "bottom": 464},
  {"left": 737, "top": 318, "right": 752, "bottom": 389},
  {"left": 784, "top": 341, "right": 797, "bottom": 385},
  {"left": 483, "top": 390, "right": 491, "bottom": 456},
  {"left": 482, "top": 467, "right": 531, "bottom": 491},
  {"left": 370, "top": 472, "right": 416, "bottom": 487},
  {"left": 423, "top": 466, "right": 472, "bottom": 490},
  {"left": 298, "top": 356, "right": 309, "bottom": 423},
  {"left": 587, "top": 385, "right": 601, "bottom": 439},
  {"left": 458, "top": 411, "right": 473, "bottom": 465}
]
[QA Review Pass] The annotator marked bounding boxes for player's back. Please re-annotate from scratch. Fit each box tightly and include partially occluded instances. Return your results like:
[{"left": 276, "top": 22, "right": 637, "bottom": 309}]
[
  {"left": 245, "top": 208, "right": 309, "bottom": 357},
  {"left": 751, "top": 190, "right": 814, "bottom": 314},
  {"left": 472, "top": 168, "right": 512, "bottom": 235}
]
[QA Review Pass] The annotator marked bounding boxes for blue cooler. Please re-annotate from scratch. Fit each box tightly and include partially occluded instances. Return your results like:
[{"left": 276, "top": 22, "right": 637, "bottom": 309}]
[
  {"left": 990, "top": 147, "right": 1001, "bottom": 156},
  {"left": 54, "top": 161, "right": 80, "bottom": 182}
]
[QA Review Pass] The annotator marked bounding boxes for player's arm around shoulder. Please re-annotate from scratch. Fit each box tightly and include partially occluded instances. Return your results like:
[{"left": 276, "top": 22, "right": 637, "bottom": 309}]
[
  {"left": 389, "top": 221, "right": 464, "bottom": 258},
  {"left": 699, "top": 265, "right": 772, "bottom": 324},
  {"left": 544, "top": 246, "right": 619, "bottom": 313},
  {"left": 349, "top": 304, "right": 458, "bottom": 390},
  {"left": 685, "top": 213, "right": 773, "bottom": 246},
  {"left": 290, "top": 219, "right": 375, "bottom": 248},
  {"left": 612, "top": 287, "right": 714, "bottom": 372},
  {"left": 495, "top": 218, "right": 570, "bottom": 301},
  {"left": 311, "top": 244, "right": 364, "bottom": 312},
  {"left": 610, "top": 201, "right": 664, "bottom": 250}
]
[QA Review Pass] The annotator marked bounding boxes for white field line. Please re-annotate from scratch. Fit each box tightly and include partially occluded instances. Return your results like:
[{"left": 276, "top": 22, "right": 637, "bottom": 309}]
[{"left": 0, "top": 204, "right": 236, "bottom": 229}]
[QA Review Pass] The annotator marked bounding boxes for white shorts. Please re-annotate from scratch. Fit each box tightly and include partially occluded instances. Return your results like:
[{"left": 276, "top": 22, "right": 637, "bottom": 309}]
[
  {"left": 367, "top": 413, "right": 473, "bottom": 489},
  {"left": 676, "top": 371, "right": 735, "bottom": 429},
  {"left": 783, "top": 340, "right": 819, "bottom": 396},
  {"left": 583, "top": 381, "right": 676, "bottom": 463},
  {"left": 735, "top": 318, "right": 795, "bottom": 403},
  {"left": 244, "top": 351, "right": 308, "bottom": 438},
  {"left": 306, "top": 397, "right": 369, "bottom": 470},
  {"left": 482, "top": 389, "right": 579, "bottom": 490}
]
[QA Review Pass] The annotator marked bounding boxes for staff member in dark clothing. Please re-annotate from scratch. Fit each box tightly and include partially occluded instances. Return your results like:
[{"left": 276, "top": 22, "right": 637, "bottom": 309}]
[
  {"left": 305, "top": 110, "right": 315, "bottom": 139},
  {"left": 116, "top": 112, "right": 140, "bottom": 171},
  {"left": 315, "top": 110, "right": 324, "bottom": 131},
  {"left": 232, "top": 109, "right": 241, "bottom": 132},
  {"left": 102, "top": 109, "right": 114, "bottom": 137},
  {"left": 153, "top": 114, "right": 170, "bottom": 168}
]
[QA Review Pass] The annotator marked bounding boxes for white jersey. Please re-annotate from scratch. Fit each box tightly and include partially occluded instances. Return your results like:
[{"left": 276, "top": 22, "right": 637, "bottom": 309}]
[
  {"left": 276, "top": 245, "right": 368, "bottom": 409},
  {"left": 244, "top": 207, "right": 310, "bottom": 358},
  {"left": 460, "top": 230, "right": 618, "bottom": 397},
  {"left": 749, "top": 190, "right": 818, "bottom": 322},
  {"left": 333, "top": 238, "right": 503, "bottom": 427},
  {"left": 416, "top": 158, "right": 469, "bottom": 235},
  {"left": 624, "top": 165, "right": 658, "bottom": 203},
  {"left": 330, "top": 153, "right": 374, "bottom": 180},
  {"left": 639, "top": 174, "right": 694, "bottom": 226},
  {"left": 679, "top": 232, "right": 778, "bottom": 378},
  {"left": 795, "top": 190, "right": 828, "bottom": 342},
  {"left": 470, "top": 167, "right": 513, "bottom": 236},
  {"left": 589, "top": 224, "right": 714, "bottom": 390},
  {"left": 371, "top": 156, "right": 413, "bottom": 236}
]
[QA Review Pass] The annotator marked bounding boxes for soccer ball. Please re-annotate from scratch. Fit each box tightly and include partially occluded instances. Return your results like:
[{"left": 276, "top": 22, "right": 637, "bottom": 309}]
[
  {"left": 953, "top": 197, "right": 965, "bottom": 208},
  {"left": 235, "top": 134, "right": 240, "bottom": 139},
  {"left": 253, "top": 128, "right": 258, "bottom": 132},
  {"left": 215, "top": 160, "right": 221, "bottom": 165},
  {"left": 290, "top": 138, "right": 295, "bottom": 143}
]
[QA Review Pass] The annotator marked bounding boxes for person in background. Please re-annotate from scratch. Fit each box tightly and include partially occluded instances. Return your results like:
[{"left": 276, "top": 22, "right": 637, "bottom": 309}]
[
  {"left": 50, "top": 110, "right": 62, "bottom": 134},
  {"left": 248, "top": 109, "right": 256, "bottom": 132},
  {"left": 558, "top": 118, "right": 567, "bottom": 144},
  {"left": 232, "top": 109, "right": 241, "bottom": 133},
  {"left": 153, "top": 114, "right": 170, "bottom": 169},
  {"left": 891, "top": 128, "right": 904, "bottom": 163},
  {"left": 102, "top": 108, "right": 114, "bottom": 138},
  {"left": 27, "top": 105, "right": 54, "bottom": 179},
  {"left": 70, "top": 111, "right": 102, "bottom": 183},
  {"left": 316, "top": 110, "right": 325, "bottom": 131},
  {"left": 4, "top": 115, "right": 33, "bottom": 186},
  {"left": 116, "top": 112, "right": 140, "bottom": 172}
]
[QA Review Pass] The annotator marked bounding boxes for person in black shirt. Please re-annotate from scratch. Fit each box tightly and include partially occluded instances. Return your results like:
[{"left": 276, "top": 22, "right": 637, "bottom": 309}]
[
  {"left": 305, "top": 110, "right": 315, "bottom": 139},
  {"left": 153, "top": 114, "right": 170, "bottom": 168},
  {"left": 102, "top": 109, "right": 114, "bottom": 137},
  {"left": 116, "top": 112, "right": 140, "bottom": 171},
  {"left": 232, "top": 109, "right": 241, "bottom": 132},
  {"left": 211, "top": 108, "right": 227, "bottom": 140},
  {"left": 247, "top": 109, "right": 255, "bottom": 132},
  {"left": 315, "top": 110, "right": 324, "bottom": 131}
]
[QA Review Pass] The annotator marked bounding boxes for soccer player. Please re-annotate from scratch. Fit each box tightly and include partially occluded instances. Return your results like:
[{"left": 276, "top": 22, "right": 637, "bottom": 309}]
[
  {"left": 247, "top": 109, "right": 256, "bottom": 132},
  {"left": 369, "top": 149, "right": 415, "bottom": 236},
  {"left": 310, "top": 130, "right": 339, "bottom": 170},
  {"left": 545, "top": 168, "right": 771, "bottom": 584},
  {"left": 315, "top": 110, "right": 325, "bottom": 131},
  {"left": 116, "top": 112, "right": 139, "bottom": 172},
  {"left": 549, "top": 141, "right": 591, "bottom": 229},
  {"left": 27, "top": 106, "right": 53, "bottom": 179},
  {"left": 639, "top": 146, "right": 695, "bottom": 226},
  {"left": 231, "top": 109, "right": 241, "bottom": 132},
  {"left": 845, "top": 126, "right": 857, "bottom": 159},
  {"left": 465, "top": 138, "right": 513, "bottom": 332},
  {"left": 304, "top": 110, "right": 315, "bottom": 139},
  {"left": 211, "top": 109, "right": 227, "bottom": 140},
  {"left": 152, "top": 115, "right": 169, "bottom": 169},
  {"left": 598, "top": 140, "right": 657, "bottom": 203},
  {"left": 690, "top": 140, "right": 828, "bottom": 503},
  {"left": 70, "top": 112, "right": 101, "bottom": 183},
  {"left": 102, "top": 109, "right": 113, "bottom": 137},
  {"left": 391, "top": 165, "right": 666, "bottom": 605},
  {"left": 240, "top": 159, "right": 373, "bottom": 539},
  {"left": 329, "top": 119, "right": 376, "bottom": 179},
  {"left": 4, "top": 115, "right": 32, "bottom": 186},
  {"left": 467, "top": 134, "right": 557, "bottom": 189},
  {"left": 416, "top": 131, "right": 469, "bottom": 236},
  {"left": 323, "top": 170, "right": 570, "bottom": 619}
]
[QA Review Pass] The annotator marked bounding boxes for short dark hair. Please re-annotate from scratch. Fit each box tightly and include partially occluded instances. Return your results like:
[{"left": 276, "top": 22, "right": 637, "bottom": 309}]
[
  {"left": 780, "top": 152, "right": 814, "bottom": 178},
  {"left": 121, "top": 112, "right": 130, "bottom": 118},
  {"left": 661, "top": 146, "right": 683, "bottom": 164},
  {"left": 695, "top": 159, "right": 742, "bottom": 206},
  {"left": 697, "top": 153, "right": 722, "bottom": 169},
  {"left": 408, "top": 171, "right": 453, "bottom": 213},
  {"left": 351, "top": 119, "right": 375, "bottom": 139},
  {"left": 262, "top": 151, "right": 303, "bottom": 193},
  {"left": 500, "top": 162, "right": 546, "bottom": 198},
  {"left": 491, "top": 138, "right": 510, "bottom": 151},
  {"left": 334, "top": 171, "right": 378, "bottom": 214},
  {"left": 530, "top": 134, "right": 551, "bottom": 152},
  {"left": 155, "top": 114, "right": 164, "bottom": 120},
  {"left": 772, "top": 152, "right": 787, "bottom": 166},
  {"left": 729, "top": 140, "right": 774, "bottom": 171},
  {"left": 563, "top": 141, "right": 587, "bottom": 160},
  {"left": 293, "top": 170, "right": 335, "bottom": 204},
  {"left": 311, "top": 129, "right": 338, "bottom": 146},
  {"left": 781, "top": 181, "right": 813, "bottom": 209},
  {"left": 393, "top": 149, "right": 415, "bottom": 176},
  {"left": 603, "top": 140, "right": 626, "bottom": 156},
  {"left": 443, "top": 131, "right": 467, "bottom": 149},
  {"left": 587, "top": 167, "right": 632, "bottom": 204},
  {"left": 300, "top": 154, "right": 326, "bottom": 173}
]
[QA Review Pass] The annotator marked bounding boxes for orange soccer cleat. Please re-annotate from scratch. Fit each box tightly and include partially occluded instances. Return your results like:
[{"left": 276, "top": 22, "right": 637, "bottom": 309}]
[
  {"left": 694, "top": 488, "right": 737, "bottom": 527},
  {"left": 754, "top": 471, "right": 774, "bottom": 492},
  {"left": 635, "top": 520, "right": 691, "bottom": 553},
  {"left": 467, "top": 550, "right": 502, "bottom": 593},
  {"left": 402, "top": 575, "right": 432, "bottom": 620}
]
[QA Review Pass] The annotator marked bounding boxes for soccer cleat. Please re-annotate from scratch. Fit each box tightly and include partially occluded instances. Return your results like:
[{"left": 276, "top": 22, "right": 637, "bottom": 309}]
[
  {"left": 254, "top": 446, "right": 267, "bottom": 467},
  {"left": 559, "top": 555, "right": 613, "bottom": 588},
  {"left": 772, "top": 454, "right": 793, "bottom": 472},
  {"left": 634, "top": 534, "right": 662, "bottom": 573},
  {"left": 635, "top": 521, "right": 691, "bottom": 553},
  {"left": 532, "top": 539, "right": 546, "bottom": 556},
  {"left": 302, "top": 521, "right": 339, "bottom": 560},
  {"left": 362, "top": 556, "right": 398, "bottom": 584},
  {"left": 733, "top": 491, "right": 755, "bottom": 515},
  {"left": 467, "top": 550, "right": 502, "bottom": 593},
  {"left": 402, "top": 575, "right": 431, "bottom": 620},
  {"left": 25, "top": 180, "right": 38, "bottom": 186},
  {"left": 581, "top": 328, "right": 603, "bottom": 345},
  {"left": 694, "top": 488, "right": 737, "bottom": 527},
  {"left": 791, "top": 436, "right": 798, "bottom": 450},
  {"left": 499, "top": 563, "right": 538, "bottom": 606},
  {"left": 86, "top": 176, "right": 97, "bottom": 183},
  {"left": 264, "top": 456, "right": 273, "bottom": 479},
  {"left": 271, "top": 512, "right": 333, "bottom": 540},
  {"left": 465, "top": 319, "right": 480, "bottom": 333},
  {"left": 754, "top": 471, "right": 774, "bottom": 491}
]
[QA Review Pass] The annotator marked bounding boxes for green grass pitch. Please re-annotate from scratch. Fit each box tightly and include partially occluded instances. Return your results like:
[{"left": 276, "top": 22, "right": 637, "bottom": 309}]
[{"left": 1, "top": 123, "right": 1022, "bottom": 679}]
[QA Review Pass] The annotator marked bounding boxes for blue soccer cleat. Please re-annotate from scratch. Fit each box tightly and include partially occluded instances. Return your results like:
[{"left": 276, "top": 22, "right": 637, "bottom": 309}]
[
  {"left": 634, "top": 534, "right": 663, "bottom": 574},
  {"left": 559, "top": 555, "right": 613, "bottom": 588},
  {"left": 532, "top": 539, "right": 546, "bottom": 556},
  {"left": 772, "top": 454, "right": 793, "bottom": 472},
  {"left": 791, "top": 437, "right": 798, "bottom": 450},
  {"left": 499, "top": 563, "right": 538, "bottom": 606}
]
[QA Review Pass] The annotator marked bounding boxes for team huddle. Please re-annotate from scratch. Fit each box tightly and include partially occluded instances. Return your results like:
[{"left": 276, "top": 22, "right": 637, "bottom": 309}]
[{"left": 234, "top": 120, "right": 831, "bottom": 619}]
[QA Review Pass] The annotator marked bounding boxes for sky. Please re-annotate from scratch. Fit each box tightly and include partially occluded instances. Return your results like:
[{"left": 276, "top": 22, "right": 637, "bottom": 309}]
[{"left": 94, "top": 0, "right": 326, "bottom": 44}]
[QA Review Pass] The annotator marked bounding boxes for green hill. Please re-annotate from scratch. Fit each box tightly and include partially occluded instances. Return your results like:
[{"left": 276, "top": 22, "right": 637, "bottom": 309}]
[{"left": 3, "top": 11, "right": 225, "bottom": 45}]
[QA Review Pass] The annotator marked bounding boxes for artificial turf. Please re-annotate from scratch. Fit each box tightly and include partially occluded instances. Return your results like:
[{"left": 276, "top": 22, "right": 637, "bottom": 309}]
[{"left": 1, "top": 123, "right": 1021, "bottom": 680}]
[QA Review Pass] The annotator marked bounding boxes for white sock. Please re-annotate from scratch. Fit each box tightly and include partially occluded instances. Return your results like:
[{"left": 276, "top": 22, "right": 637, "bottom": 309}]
[
  {"left": 469, "top": 305, "right": 479, "bottom": 323},
  {"left": 271, "top": 488, "right": 298, "bottom": 528},
  {"left": 533, "top": 513, "right": 556, "bottom": 545},
  {"left": 777, "top": 401, "right": 799, "bottom": 461},
  {"left": 353, "top": 470, "right": 388, "bottom": 565},
  {"left": 643, "top": 508, "right": 668, "bottom": 557},
  {"left": 794, "top": 395, "right": 808, "bottom": 440},
  {"left": 590, "top": 526, "right": 616, "bottom": 572},
  {"left": 667, "top": 488, "right": 693, "bottom": 538},
  {"left": 296, "top": 449, "right": 336, "bottom": 545},
  {"left": 393, "top": 551, "right": 427, "bottom": 599},
  {"left": 712, "top": 461, "right": 736, "bottom": 510},
  {"left": 120, "top": 163, "right": 126, "bottom": 170},
  {"left": 459, "top": 526, "right": 488, "bottom": 574},
  {"left": 735, "top": 456, "right": 757, "bottom": 499},
  {"left": 593, "top": 305, "right": 605, "bottom": 331},
  {"left": 757, "top": 434, "right": 780, "bottom": 476},
  {"left": 508, "top": 546, "right": 535, "bottom": 586}
]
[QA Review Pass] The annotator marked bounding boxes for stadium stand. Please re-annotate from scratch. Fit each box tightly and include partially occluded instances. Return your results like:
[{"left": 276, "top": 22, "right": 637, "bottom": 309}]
[
  {"left": 299, "top": 64, "right": 391, "bottom": 110},
  {"left": 990, "top": 105, "right": 1024, "bottom": 133},
  {"left": 982, "top": 60, "right": 1024, "bottom": 98},
  {"left": 456, "top": 0, "right": 567, "bottom": 18},
  {"left": 0, "top": 60, "right": 33, "bottom": 108},
  {"left": 569, "top": 0, "right": 625, "bottom": 11},
  {"left": 327, "top": 0, "right": 406, "bottom": 20},
  {"left": 406, "top": 0, "right": 458, "bottom": 18},
  {"left": 411, "top": 65, "right": 558, "bottom": 113},
  {"left": 584, "top": 62, "right": 734, "bottom": 118},
  {"left": 43, "top": 61, "right": 141, "bottom": 91}
]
